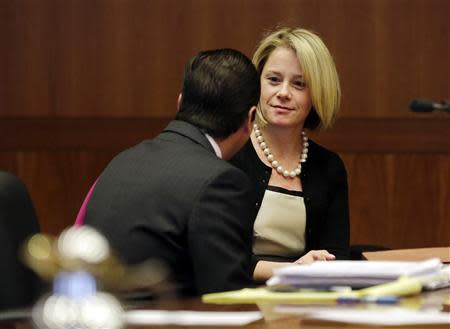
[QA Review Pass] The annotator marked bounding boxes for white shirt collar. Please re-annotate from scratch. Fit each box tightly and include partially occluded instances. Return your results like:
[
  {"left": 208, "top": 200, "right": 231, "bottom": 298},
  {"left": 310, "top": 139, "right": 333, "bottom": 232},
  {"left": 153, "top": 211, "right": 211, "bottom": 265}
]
[{"left": 205, "top": 133, "right": 222, "bottom": 159}]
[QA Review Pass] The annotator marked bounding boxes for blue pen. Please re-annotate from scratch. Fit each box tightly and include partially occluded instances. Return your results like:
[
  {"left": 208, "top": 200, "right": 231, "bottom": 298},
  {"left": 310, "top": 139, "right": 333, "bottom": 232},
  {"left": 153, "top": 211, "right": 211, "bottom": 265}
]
[
  {"left": 361, "top": 295, "right": 399, "bottom": 304},
  {"left": 337, "top": 295, "right": 399, "bottom": 304},
  {"left": 336, "top": 296, "right": 360, "bottom": 304}
]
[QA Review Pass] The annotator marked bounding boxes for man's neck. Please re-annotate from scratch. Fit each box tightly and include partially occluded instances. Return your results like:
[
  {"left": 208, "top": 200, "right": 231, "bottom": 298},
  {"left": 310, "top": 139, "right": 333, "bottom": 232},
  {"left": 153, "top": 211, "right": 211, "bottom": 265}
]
[{"left": 204, "top": 133, "right": 222, "bottom": 159}]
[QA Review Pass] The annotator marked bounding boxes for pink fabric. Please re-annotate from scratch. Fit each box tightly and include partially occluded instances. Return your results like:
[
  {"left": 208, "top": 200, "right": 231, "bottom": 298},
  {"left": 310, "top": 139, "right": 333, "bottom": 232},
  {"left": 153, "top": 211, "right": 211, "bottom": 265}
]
[{"left": 74, "top": 180, "right": 98, "bottom": 226}]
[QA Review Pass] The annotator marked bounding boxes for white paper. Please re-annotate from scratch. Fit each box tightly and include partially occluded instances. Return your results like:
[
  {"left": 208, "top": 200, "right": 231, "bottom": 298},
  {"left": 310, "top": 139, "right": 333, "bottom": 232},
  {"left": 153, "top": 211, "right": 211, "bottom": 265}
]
[
  {"left": 304, "top": 308, "right": 450, "bottom": 326},
  {"left": 274, "top": 258, "right": 441, "bottom": 279},
  {"left": 124, "top": 310, "right": 263, "bottom": 326},
  {"left": 268, "top": 258, "right": 443, "bottom": 288}
]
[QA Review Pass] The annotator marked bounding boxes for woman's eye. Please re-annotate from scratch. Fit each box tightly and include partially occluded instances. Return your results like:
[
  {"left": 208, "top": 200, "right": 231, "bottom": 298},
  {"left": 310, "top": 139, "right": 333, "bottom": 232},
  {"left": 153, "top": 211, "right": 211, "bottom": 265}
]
[
  {"left": 294, "top": 80, "right": 307, "bottom": 89},
  {"left": 267, "top": 76, "right": 280, "bottom": 83}
]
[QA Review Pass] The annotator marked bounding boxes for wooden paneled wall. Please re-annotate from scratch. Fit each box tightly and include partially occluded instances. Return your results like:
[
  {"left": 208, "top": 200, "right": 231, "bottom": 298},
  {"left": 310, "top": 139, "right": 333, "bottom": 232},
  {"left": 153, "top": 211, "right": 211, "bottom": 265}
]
[{"left": 1, "top": 0, "right": 449, "bottom": 249}]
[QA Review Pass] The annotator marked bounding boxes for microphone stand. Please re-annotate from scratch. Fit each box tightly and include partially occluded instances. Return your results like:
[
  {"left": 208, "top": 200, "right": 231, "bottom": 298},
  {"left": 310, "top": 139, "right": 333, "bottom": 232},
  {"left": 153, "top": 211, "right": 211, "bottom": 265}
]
[
  {"left": 431, "top": 100, "right": 450, "bottom": 113},
  {"left": 409, "top": 100, "right": 450, "bottom": 114}
]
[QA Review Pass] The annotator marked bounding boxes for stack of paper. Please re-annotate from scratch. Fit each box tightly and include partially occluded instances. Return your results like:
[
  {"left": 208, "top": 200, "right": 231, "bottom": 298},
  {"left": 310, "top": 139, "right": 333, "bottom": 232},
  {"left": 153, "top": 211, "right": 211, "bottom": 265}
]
[
  {"left": 124, "top": 310, "right": 262, "bottom": 326},
  {"left": 280, "top": 307, "right": 450, "bottom": 326},
  {"left": 267, "top": 258, "right": 442, "bottom": 288}
]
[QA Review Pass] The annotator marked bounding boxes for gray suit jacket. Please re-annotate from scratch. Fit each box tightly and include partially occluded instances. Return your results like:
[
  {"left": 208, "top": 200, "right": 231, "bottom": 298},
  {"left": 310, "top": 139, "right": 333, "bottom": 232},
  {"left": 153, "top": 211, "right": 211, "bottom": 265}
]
[{"left": 85, "top": 120, "right": 255, "bottom": 295}]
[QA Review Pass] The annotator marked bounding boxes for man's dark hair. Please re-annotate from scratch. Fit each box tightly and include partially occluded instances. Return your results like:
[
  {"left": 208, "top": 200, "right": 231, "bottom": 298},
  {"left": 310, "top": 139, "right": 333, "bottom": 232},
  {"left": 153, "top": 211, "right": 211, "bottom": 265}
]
[{"left": 176, "top": 49, "right": 260, "bottom": 138}]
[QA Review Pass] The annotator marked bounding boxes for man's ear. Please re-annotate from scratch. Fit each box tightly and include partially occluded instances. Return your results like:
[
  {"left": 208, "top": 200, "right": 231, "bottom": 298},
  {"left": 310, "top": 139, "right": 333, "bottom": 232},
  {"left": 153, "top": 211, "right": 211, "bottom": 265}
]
[
  {"left": 243, "top": 106, "right": 257, "bottom": 134},
  {"left": 177, "top": 93, "right": 182, "bottom": 111}
]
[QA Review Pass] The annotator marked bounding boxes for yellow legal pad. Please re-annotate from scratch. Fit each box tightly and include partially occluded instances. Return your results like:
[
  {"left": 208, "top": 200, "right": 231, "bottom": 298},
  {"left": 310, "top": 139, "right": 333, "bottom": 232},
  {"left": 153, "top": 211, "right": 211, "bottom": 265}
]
[{"left": 202, "top": 276, "right": 422, "bottom": 304}]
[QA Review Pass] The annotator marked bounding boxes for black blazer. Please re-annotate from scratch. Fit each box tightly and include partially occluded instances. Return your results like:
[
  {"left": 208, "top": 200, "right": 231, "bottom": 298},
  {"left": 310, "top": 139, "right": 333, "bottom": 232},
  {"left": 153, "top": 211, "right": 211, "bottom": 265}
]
[
  {"left": 0, "top": 171, "right": 41, "bottom": 310},
  {"left": 85, "top": 120, "right": 255, "bottom": 295},
  {"left": 231, "top": 139, "right": 350, "bottom": 264}
]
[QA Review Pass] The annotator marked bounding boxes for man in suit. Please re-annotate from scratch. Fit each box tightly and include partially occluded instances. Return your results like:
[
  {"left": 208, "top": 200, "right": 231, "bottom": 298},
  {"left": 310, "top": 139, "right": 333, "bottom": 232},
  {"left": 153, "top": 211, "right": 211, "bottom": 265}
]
[{"left": 85, "top": 49, "right": 259, "bottom": 295}]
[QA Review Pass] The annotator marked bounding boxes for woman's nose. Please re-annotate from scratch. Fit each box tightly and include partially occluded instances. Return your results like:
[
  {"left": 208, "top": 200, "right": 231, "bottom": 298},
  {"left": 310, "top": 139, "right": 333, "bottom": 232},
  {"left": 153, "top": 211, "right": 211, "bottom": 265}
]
[{"left": 277, "top": 83, "right": 291, "bottom": 99}]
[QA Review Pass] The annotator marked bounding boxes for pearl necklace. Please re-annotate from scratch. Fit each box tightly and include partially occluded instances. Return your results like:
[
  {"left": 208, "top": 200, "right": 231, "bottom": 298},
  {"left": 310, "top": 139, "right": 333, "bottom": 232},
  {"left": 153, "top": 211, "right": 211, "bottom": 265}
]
[{"left": 254, "top": 124, "right": 309, "bottom": 178}]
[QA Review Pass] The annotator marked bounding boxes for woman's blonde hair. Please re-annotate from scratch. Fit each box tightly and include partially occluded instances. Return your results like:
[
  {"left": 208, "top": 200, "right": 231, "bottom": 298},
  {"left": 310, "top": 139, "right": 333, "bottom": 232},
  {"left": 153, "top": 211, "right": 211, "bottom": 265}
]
[{"left": 253, "top": 27, "right": 341, "bottom": 130}]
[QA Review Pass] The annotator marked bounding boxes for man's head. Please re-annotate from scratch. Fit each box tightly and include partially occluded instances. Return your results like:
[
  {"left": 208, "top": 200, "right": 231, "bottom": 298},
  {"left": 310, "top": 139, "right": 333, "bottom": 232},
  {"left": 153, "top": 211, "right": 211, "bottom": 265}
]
[{"left": 176, "top": 49, "right": 260, "bottom": 139}]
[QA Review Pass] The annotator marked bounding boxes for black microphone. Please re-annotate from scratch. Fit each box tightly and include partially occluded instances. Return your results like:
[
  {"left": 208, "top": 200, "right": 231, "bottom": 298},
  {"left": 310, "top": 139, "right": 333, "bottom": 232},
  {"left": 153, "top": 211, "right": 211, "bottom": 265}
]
[{"left": 409, "top": 99, "right": 450, "bottom": 113}]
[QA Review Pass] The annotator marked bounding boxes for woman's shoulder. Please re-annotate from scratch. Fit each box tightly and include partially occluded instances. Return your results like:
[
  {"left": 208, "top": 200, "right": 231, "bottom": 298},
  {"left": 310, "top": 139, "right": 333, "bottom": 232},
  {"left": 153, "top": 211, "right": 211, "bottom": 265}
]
[
  {"left": 230, "top": 140, "right": 270, "bottom": 179},
  {"left": 307, "top": 139, "right": 346, "bottom": 172}
]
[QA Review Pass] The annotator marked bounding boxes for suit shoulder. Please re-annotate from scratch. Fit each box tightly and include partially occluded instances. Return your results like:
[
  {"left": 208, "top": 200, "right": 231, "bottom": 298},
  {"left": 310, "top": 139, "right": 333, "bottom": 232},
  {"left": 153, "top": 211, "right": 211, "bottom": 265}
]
[{"left": 203, "top": 155, "right": 251, "bottom": 186}]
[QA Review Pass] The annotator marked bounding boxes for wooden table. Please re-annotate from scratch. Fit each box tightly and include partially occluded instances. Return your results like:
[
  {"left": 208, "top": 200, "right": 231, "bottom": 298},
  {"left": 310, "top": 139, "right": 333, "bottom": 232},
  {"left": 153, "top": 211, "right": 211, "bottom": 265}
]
[
  {"left": 1, "top": 287, "right": 449, "bottom": 329},
  {"left": 363, "top": 247, "right": 450, "bottom": 263},
  {"left": 123, "top": 288, "right": 450, "bottom": 329}
]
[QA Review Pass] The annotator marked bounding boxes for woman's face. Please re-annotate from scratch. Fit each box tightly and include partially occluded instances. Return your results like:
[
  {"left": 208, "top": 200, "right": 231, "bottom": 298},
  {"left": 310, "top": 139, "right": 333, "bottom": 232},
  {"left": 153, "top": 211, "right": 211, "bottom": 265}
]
[{"left": 259, "top": 47, "right": 312, "bottom": 129}]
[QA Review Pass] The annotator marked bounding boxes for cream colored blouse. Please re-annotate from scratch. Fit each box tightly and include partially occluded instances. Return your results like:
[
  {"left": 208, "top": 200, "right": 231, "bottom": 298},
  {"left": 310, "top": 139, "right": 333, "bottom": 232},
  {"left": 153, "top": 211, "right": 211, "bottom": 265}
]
[{"left": 253, "top": 186, "right": 306, "bottom": 258}]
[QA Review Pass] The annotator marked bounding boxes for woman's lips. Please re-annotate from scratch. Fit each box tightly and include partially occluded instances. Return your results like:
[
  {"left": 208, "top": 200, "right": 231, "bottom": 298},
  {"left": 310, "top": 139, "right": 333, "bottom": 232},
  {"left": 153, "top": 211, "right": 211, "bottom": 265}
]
[{"left": 271, "top": 105, "right": 294, "bottom": 111}]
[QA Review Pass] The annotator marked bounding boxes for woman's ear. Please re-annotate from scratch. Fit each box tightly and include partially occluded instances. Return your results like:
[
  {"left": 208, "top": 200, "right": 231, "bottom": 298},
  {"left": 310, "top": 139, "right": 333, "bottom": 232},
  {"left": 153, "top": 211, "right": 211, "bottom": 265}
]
[
  {"left": 244, "top": 106, "right": 257, "bottom": 134},
  {"left": 250, "top": 106, "right": 256, "bottom": 122},
  {"left": 177, "top": 93, "right": 182, "bottom": 111}
]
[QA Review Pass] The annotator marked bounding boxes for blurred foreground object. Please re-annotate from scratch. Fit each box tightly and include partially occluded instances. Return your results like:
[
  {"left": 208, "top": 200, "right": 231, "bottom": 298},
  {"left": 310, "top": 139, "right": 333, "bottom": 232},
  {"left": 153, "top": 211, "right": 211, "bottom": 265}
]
[
  {"left": 22, "top": 225, "right": 168, "bottom": 291},
  {"left": 32, "top": 271, "right": 123, "bottom": 329},
  {"left": 22, "top": 225, "right": 169, "bottom": 329}
]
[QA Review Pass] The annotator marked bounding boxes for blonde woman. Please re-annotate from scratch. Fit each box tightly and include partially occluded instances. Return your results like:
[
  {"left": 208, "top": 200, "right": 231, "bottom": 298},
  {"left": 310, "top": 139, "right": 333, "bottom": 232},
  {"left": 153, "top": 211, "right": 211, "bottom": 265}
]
[{"left": 231, "top": 27, "right": 349, "bottom": 282}]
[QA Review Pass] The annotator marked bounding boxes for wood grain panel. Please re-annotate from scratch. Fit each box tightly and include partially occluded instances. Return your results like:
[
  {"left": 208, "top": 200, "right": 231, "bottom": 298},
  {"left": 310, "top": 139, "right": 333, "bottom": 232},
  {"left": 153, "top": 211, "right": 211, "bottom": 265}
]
[
  {"left": 344, "top": 153, "right": 450, "bottom": 249},
  {"left": 1, "top": 0, "right": 448, "bottom": 118},
  {"left": 313, "top": 117, "right": 450, "bottom": 153},
  {"left": 2, "top": 149, "right": 448, "bottom": 245},
  {"left": 0, "top": 118, "right": 170, "bottom": 151},
  {"left": 5, "top": 151, "right": 115, "bottom": 235},
  {"left": 1, "top": 0, "right": 54, "bottom": 116},
  {"left": 371, "top": 0, "right": 448, "bottom": 118},
  {"left": 1, "top": 117, "right": 449, "bottom": 152},
  {"left": 0, "top": 152, "right": 18, "bottom": 175},
  {"left": 1, "top": 0, "right": 449, "bottom": 249}
]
